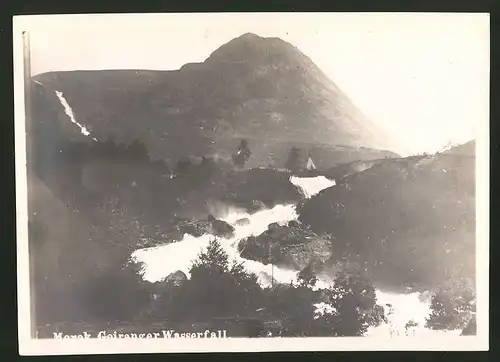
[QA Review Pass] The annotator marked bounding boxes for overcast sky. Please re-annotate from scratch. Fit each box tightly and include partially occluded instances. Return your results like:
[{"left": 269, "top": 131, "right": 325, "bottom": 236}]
[{"left": 20, "top": 13, "right": 489, "bottom": 155}]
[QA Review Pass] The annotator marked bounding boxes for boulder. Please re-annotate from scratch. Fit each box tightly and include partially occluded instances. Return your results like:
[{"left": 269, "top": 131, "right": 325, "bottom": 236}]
[
  {"left": 238, "top": 224, "right": 333, "bottom": 270},
  {"left": 252, "top": 200, "right": 267, "bottom": 210},
  {"left": 175, "top": 216, "right": 234, "bottom": 238},
  {"left": 283, "top": 237, "right": 332, "bottom": 270},
  {"left": 211, "top": 219, "right": 235, "bottom": 238},
  {"left": 236, "top": 218, "right": 250, "bottom": 226},
  {"left": 268, "top": 222, "right": 281, "bottom": 230},
  {"left": 165, "top": 270, "right": 188, "bottom": 286},
  {"left": 177, "top": 219, "right": 212, "bottom": 237}
]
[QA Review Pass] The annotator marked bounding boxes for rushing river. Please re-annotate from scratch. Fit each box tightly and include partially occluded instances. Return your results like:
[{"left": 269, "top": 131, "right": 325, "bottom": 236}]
[
  {"left": 132, "top": 174, "right": 459, "bottom": 337},
  {"left": 289, "top": 176, "right": 336, "bottom": 198},
  {"left": 133, "top": 203, "right": 300, "bottom": 285}
]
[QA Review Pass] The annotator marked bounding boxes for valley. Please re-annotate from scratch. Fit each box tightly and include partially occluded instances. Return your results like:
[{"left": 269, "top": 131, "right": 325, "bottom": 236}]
[{"left": 25, "top": 33, "right": 476, "bottom": 339}]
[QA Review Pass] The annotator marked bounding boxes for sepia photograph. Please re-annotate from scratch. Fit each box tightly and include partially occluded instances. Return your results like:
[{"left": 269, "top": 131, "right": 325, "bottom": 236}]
[{"left": 13, "top": 13, "right": 489, "bottom": 354}]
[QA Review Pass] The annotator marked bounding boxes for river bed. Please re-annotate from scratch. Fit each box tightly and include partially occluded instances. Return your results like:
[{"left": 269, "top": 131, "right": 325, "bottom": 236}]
[{"left": 132, "top": 174, "right": 459, "bottom": 337}]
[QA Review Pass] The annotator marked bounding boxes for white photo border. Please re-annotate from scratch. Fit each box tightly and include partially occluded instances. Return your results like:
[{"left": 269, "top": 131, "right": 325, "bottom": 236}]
[{"left": 13, "top": 13, "right": 490, "bottom": 355}]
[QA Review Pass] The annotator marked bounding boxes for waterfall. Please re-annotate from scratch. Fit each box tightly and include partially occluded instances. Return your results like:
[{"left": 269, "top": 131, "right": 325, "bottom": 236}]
[
  {"left": 131, "top": 175, "right": 459, "bottom": 337},
  {"left": 54, "top": 90, "right": 97, "bottom": 141},
  {"left": 289, "top": 175, "right": 336, "bottom": 198}
]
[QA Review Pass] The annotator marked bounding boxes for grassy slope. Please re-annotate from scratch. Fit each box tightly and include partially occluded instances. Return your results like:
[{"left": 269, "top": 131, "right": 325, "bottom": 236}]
[{"left": 298, "top": 145, "right": 475, "bottom": 292}]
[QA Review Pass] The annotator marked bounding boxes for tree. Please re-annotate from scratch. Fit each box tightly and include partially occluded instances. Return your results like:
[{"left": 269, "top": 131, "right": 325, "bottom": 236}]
[
  {"left": 76, "top": 258, "right": 153, "bottom": 322},
  {"left": 259, "top": 270, "right": 384, "bottom": 337},
  {"left": 174, "top": 157, "right": 193, "bottom": 176},
  {"left": 232, "top": 139, "right": 251, "bottom": 168},
  {"left": 101, "top": 135, "right": 119, "bottom": 158},
  {"left": 227, "top": 260, "right": 262, "bottom": 312},
  {"left": 425, "top": 293, "right": 456, "bottom": 330},
  {"left": 426, "top": 289, "right": 475, "bottom": 331},
  {"left": 127, "top": 139, "right": 149, "bottom": 161},
  {"left": 171, "top": 238, "right": 262, "bottom": 320},
  {"left": 191, "top": 238, "right": 229, "bottom": 275},
  {"left": 285, "top": 147, "right": 302, "bottom": 172},
  {"left": 426, "top": 278, "right": 476, "bottom": 331},
  {"left": 261, "top": 283, "right": 319, "bottom": 337},
  {"left": 316, "top": 272, "right": 385, "bottom": 336},
  {"left": 297, "top": 264, "right": 318, "bottom": 288}
]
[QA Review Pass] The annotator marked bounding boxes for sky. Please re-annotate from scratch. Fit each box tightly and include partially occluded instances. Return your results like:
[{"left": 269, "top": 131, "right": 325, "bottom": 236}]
[{"left": 19, "top": 13, "right": 489, "bottom": 155}]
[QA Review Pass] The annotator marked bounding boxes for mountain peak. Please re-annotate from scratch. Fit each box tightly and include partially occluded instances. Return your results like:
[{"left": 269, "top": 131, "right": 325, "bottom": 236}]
[
  {"left": 205, "top": 33, "right": 304, "bottom": 67},
  {"left": 236, "top": 32, "right": 263, "bottom": 40},
  {"left": 31, "top": 32, "right": 398, "bottom": 164}
]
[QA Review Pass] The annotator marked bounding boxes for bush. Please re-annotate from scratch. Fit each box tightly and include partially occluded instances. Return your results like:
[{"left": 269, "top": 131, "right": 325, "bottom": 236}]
[
  {"left": 164, "top": 238, "right": 263, "bottom": 321},
  {"left": 314, "top": 271, "right": 385, "bottom": 336},
  {"left": 426, "top": 278, "right": 476, "bottom": 331}
]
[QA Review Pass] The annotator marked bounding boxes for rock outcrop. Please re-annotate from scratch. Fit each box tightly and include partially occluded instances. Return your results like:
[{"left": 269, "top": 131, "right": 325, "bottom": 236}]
[{"left": 238, "top": 222, "right": 332, "bottom": 271}]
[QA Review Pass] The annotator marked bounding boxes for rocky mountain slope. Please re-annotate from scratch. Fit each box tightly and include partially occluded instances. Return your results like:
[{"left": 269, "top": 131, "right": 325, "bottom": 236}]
[
  {"left": 27, "top": 167, "right": 137, "bottom": 324},
  {"left": 298, "top": 142, "right": 476, "bottom": 292},
  {"left": 30, "top": 33, "right": 398, "bottom": 171},
  {"left": 25, "top": 32, "right": 409, "bottom": 329}
]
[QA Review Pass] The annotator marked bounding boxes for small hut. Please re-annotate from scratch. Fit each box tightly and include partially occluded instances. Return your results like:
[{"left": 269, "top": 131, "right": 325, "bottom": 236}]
[
  {"left": 305, "top": 150, "right": 317, "bottom": 171},
  {"left": 306, "top": 156, "right": 316, "bottom": 171}
]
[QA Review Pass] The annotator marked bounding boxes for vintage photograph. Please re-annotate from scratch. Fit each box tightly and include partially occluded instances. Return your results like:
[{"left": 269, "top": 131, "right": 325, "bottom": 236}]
[{"left": 14, "top": 13, "right": 489, "bottom": 354}]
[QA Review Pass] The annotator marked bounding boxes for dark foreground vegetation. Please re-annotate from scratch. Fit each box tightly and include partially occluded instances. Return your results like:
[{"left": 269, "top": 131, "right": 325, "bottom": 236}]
[
  {"left": 298, "top": 151, "right": 476, "bottom": 293},
  {"left": 27, "top": 32, "right": 477, "bottom": 338},
  {"left": 28, "top": 133, "right": 477, "bottom": 337},
  {"left": 35, "top": 239, "right": 388, "bottom": 338}
]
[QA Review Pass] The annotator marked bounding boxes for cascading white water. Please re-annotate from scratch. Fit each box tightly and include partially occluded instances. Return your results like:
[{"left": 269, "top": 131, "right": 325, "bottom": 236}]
[
  {"left": 365, "top": 290, "right": 462, "bottom": 337},
  {"left": 289, "top": 175, "right": 336, "bottom": 198},
  {"left": 131, "top": 175, "right": 458, "bottom": 337},
  {"left": 54, "top": 90, "right": 98, "bottom": 141},
  {"left": 132, "top": 175, "right": 338, "bottom": 285},
  {"left": 132, "top": 204, "right": 300, "bottom": 286}
]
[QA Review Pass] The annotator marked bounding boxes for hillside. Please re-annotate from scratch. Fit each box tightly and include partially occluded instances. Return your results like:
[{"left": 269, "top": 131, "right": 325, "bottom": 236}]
[
  {"left": 298, "top": 142, "right": 476, "bottom": 292},
  {"left": 27, "top": 167, "right": 138, "bottom": 325},
  {"left": 443, "top": 140, "right": 475, "bottom": 156},
  {"left": 321, "top": 158, "right": 388, "bottom": 181},
  {"left": 26, "top": 33, "right": 412, "bottom": 333},
  {"left": 30, "top": 33, "right": 398, "bottom": 170}
]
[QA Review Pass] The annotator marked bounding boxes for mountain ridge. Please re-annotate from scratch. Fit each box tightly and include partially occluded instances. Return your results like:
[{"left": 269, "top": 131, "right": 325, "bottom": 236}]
[
  {"left": 298, "top": 141, "right": 476, "bottom": 292},
  {"left": 30, "top": 33, "right": 399, "bottom": 168}
]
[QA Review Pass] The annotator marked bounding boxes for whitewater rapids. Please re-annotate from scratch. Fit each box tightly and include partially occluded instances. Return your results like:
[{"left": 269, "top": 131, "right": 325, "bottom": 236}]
[
  {"left": 131, "top": 175, "right": 459, "bottom": 337},
  {"left": 132, "top": 204, "right": 301, "bottom": 285},
  {"left": 132, "top": 175, "right": 335, "bottom": 284},
  {"left": 290, "top": 176, "right": 335, "bottom": 198}
]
